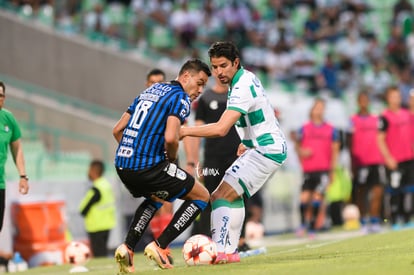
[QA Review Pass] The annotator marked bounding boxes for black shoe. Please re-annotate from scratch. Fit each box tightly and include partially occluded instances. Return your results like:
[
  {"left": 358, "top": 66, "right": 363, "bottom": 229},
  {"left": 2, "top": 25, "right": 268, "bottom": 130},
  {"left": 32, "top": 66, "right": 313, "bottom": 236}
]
[{"left": 238, "top": 242, "right": 251, "bottom": 252}]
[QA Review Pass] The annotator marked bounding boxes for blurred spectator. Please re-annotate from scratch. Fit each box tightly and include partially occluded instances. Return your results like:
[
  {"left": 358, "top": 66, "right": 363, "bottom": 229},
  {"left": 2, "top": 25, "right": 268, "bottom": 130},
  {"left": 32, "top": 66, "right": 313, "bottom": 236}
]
[
  {"left": 129, "top": 0, "right": 149, "bottom": 45},
  {"left": 147, "top": 0, "right": 173, "bottom": 26},
  {"left": 319, "top": 4, "right": 342, "bottom": 43},
  {"left": 242, "top": 36, "right": 268, "bottom": 77},
  {"left": 363, "top": 59, "right": 393, "bottom": 101},
  {"left": 365, "top": 34, "right": 384, "bottom": 64},
  {"left": 337, "top": 58, "right": 360, "bottom": 94},
  {"left": 393, "top": 0, "right": 413, "bottom": 25},
  {"left": 293, "top": 98, "right": 340, "bottom": 238},
  {"left": 265, "top": 44, "right": 293, "bottom": 84},
  {"left": 170, "top": 0, "right": 202, "bottom": 50},
  {"left": 348, "top": 91, "right": 385, "bottom": 234},
  {"left": 377, "top": 86, "right": 414, "bottom": 230},
  {"left": 79, "top": 160, "right": 116, "bottom": 257},
  {"left": 386, "top": 25, "right": 409, "bottom": 72},
  {"left": 197, "top": 0, "right": 224, "bottom": 46},
  {"left": 317, "top": 52, "right": 341, "bottom": 98},
  {"left": 396, "top": 67, "right": 414, "bottom": 108},
  {"left": 290, "top": 38, "right": 318, "bottom": 94},
  {"left": 335, "top": 31, "right": 368, "bottom": 69},
  {"left": 219, "top": 0, "right": 252, "bottom": 47},
  {"left": 304, "top": 8, "right": 322, "bottom": 45},
  {"left": 83, "top": 2, "right": 111, "bottom": 35}
]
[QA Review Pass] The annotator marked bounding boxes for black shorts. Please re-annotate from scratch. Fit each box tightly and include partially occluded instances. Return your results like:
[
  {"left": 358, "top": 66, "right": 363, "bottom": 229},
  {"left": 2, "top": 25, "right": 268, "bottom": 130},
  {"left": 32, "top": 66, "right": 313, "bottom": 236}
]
[
  {"left": 302, "top": 171, "right": 330, "bottom": 194},
  {"left": 354, "top": 165, "right": 386, "bottom": 186},
  {"left": 116, "top": 161, "right": 195, "bottom": 202},
  {"left": 385, "top": 159, "right": 414, "bottom": 189}
]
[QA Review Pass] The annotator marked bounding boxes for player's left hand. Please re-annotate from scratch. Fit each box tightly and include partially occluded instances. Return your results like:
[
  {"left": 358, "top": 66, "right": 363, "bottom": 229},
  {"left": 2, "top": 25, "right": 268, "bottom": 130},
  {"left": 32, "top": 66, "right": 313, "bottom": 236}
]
[
  {"left": 237, "top": 143, "right": 247, "bottom": 156},
  {"left": 19, "top": 178, "right": 29, "bottom": 195}
]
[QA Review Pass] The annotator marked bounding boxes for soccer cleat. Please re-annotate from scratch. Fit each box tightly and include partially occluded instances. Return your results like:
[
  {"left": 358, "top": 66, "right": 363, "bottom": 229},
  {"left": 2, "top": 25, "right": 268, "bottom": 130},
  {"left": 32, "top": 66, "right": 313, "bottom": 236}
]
[
  {"left": 308, "top": 231, "right": 316, "bottom": 240},
  {"left": 213, "top": 252, "right": 228, "bottom": 264},
  {"left": 226, "top": 252, "right": 240, "bottom": 263},
  {"left": 165, "top": 247, "right": 174, "bottom": 264},
  {"left": 144, "top": 241, "right": 173, "bottom": 269},
  {"left": 295, "top": 226, "right": 306, "bottom": 238},
  {"left": 238, "top": 242, "right": 251, "bottom": 252},
  {"left": 114, "top": 244, "right": 135, "bottom": 274},
  {"left": 369, "top": 223, "right": 382, "bottom": 233}
]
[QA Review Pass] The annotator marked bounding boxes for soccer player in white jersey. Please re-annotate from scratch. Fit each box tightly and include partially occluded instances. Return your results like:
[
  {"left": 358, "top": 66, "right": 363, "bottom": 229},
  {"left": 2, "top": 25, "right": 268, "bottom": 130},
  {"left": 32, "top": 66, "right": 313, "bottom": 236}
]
[{"left": 180, "top": 41, "right": 287, "bottom": 264}]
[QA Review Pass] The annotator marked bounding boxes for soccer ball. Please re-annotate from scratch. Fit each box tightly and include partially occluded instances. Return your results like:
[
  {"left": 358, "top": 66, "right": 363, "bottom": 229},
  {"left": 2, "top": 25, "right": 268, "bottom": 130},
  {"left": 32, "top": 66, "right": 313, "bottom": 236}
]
[
  {"left": 64, "top": 241, "right": 91, "bottom": 266},
  {"left": 342, "top": 204, "right": 360, "bottom": 221},
  {"left": 182, "top": 234, "right": 217, "bottom": 266},
  {"left": 245, "top": 221, "right": 265, "bottom": 241}
]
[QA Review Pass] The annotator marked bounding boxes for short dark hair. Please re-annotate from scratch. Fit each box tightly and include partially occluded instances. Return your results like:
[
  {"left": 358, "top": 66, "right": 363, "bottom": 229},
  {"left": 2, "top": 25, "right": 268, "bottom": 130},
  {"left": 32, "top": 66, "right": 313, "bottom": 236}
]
[
  {"left": 357, "top": 90, "right": 369, "bottom": 100},
  {"left": 0, "top": 81, "right": 5, "bottom": 94},
  {"left": 208, "top": 41, "right": 241, "bottom": 69},
  {"left": 179, "top": 58, "right": 211, "bottom": 77},
  {"left": 146, "top": 68, "right": 166, "bottom": 81},
  {"left": 90, "top": 160, "right": 105, "bottom": 176}
]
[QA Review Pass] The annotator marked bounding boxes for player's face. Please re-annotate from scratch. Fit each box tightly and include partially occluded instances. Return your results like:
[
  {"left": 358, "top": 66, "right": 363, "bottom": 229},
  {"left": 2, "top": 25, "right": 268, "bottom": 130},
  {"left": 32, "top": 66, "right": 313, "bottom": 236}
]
[
  {"left": 210, "top": 56, "right": 239, "bottom": 85},
  {"left": 310, "top": 101, "right": 325, "bottom": 121},
  {"left": 146, "top": 74, "right": 165, "bottom": 88},
  {"left": 358, "top": 94, "right": 369, "bottom": 109},
  {"left": 184, "top": 71, "right": 209, "bottom": 101},
  {"left": 0, "top": 87, "right": 5, "bottom": 109},
  {"left": 386, "top": 89, "right": 401, "bottom": 109}
]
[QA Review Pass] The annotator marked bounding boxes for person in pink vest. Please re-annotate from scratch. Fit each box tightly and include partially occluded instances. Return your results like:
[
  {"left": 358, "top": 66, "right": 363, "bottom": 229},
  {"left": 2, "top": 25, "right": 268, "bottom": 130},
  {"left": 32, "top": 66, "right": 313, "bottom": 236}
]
[
  {"left": 378, "top": 86, "right": 414, "bottom": 230},
  {"left": 348, "top": 91, "right": 386, "bottom": 234},
  {"left": 408, "top": 91, "right": 414, "bottom": 154},
  {"left": 293, "top": 98, "right": 340, "bottom": 238}
]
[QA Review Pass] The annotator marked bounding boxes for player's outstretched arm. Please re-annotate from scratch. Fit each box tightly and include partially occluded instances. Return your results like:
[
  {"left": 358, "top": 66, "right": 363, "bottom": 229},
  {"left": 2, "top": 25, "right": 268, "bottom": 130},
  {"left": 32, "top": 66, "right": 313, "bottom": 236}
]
[{"left": 180, "top": 109, "right": 240, "bottom": 138}]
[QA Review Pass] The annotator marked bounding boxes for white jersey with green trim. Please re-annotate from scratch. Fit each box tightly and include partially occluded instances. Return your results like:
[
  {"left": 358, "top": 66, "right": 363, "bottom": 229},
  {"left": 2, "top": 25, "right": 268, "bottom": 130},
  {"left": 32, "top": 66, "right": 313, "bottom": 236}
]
[{"left": 227, "top": 68, "right": 287, "bottom": 163}]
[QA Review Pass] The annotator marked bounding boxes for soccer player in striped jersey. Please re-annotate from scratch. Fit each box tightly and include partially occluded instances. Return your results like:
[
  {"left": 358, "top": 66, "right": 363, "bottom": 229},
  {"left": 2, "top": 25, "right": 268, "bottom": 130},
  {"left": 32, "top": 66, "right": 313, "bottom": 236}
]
[
  {"left": 113, "top": 59, "right": 211, "bottom": 272},
  {"left": 180, "top": 41, "right": 287, "bottom": 264}
]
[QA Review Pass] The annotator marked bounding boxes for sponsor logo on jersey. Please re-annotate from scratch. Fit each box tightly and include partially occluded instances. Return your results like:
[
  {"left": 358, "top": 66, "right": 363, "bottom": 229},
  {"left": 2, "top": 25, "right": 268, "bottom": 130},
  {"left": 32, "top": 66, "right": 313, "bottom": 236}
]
[
  {"left": 117, "top": 146, "right": 134, "bottom": 157},
  {"left": 125, "top": 129, "right": 138, "bottom": 137}
]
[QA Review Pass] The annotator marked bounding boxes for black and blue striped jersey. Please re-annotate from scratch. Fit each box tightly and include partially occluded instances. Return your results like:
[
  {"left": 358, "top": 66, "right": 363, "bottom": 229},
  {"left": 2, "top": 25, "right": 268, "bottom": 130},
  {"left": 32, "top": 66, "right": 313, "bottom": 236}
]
[{"left": 115, "top": 81, "right": 190, "bottom": 170}]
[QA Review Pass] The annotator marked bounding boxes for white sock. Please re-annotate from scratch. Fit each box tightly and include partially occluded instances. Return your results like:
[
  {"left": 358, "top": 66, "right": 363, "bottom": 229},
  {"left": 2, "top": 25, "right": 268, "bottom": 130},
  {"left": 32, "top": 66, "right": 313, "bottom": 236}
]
[
  {"left": 211, "top": 199, "right": 231, "bottom": 253},
  {"left": 225, "top": 198, "right": 245, "bottom": 254}
]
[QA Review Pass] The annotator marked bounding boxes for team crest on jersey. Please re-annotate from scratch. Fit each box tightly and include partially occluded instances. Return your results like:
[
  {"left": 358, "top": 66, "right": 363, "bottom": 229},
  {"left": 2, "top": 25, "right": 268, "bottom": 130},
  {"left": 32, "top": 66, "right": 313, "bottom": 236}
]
[
  {"left": 209, "top": 100, "right": 218, "bottom": 110},
  {"left": 4, "top": 125, "right": 9, "bottom": 132},
  {"left": 180, "top": 98, "right": 190, "bottom": 118}
]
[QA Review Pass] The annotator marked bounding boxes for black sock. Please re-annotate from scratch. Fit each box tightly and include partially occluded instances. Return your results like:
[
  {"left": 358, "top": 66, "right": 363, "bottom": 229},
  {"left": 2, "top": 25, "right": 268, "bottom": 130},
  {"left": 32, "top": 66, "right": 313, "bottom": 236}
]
[
  {"left": 403, "top": 193, "right": 413, "bottom": 223},
  {"left": 300, "top": 203, "right": 307, "bottom": 226},
  {"left": 125, "top": 199, "right": 158, "bottom": 251},
  {"left": 390, "top": 193, "right": 400, "bottom": 225},
  {"left": 310, "top": 201, "right": 321, "bottom": 231},
  {"left": 157, "top": 200, "right": 202, "bottom": 249}
]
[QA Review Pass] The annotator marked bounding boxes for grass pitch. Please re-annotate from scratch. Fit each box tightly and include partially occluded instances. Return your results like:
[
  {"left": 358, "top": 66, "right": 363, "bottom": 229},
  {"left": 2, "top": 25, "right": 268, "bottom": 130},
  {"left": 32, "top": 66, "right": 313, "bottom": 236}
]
[{"left": 17, "top": 229, "right": 414, "bottom": 275}]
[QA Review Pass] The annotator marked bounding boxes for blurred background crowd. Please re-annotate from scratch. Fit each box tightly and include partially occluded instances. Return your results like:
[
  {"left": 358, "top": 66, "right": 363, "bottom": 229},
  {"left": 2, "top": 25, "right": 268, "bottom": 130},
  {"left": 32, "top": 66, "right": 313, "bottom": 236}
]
[{"left": 2, "top": 0, "right": 414, "bottom": 104}]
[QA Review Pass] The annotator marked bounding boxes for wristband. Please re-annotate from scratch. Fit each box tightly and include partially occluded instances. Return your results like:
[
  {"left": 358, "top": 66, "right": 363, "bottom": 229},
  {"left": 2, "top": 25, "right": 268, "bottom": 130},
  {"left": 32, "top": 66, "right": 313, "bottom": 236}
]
[{"left": 20, "top": 175, "right": 28, "bottom": 180}]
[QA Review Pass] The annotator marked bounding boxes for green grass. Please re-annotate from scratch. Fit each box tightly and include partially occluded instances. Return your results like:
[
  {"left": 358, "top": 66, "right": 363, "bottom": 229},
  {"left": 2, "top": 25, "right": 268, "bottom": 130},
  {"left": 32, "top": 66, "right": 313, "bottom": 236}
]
[{"left": 19, "top": 229, "right": 414, "bottom": 275}]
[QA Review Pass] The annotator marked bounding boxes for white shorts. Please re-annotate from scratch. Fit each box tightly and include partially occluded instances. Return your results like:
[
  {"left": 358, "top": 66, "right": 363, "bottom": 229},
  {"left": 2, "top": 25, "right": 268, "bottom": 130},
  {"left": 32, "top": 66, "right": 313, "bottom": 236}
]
[{"left": 223, "top": 149, "right": 281, "bottom": 197}]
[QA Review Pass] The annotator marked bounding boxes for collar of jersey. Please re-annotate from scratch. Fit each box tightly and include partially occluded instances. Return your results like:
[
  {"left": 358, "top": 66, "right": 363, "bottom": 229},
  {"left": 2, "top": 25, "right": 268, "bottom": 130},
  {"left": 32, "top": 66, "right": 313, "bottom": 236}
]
[
  {"left": 230, "top": 67, "right": 244, "bottom": 90},
  {"left": 170, "top": 80, "right": 184, "bottom": 90}
]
